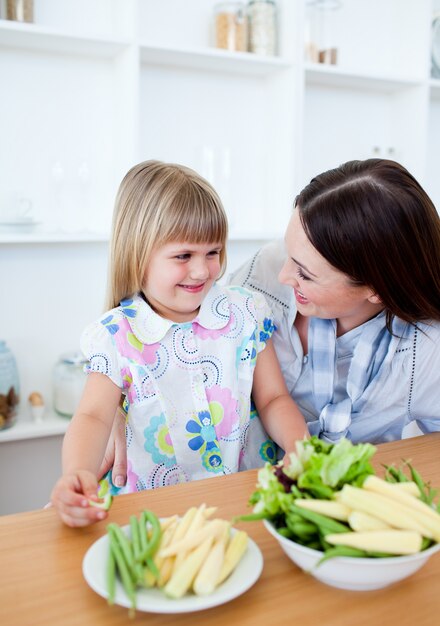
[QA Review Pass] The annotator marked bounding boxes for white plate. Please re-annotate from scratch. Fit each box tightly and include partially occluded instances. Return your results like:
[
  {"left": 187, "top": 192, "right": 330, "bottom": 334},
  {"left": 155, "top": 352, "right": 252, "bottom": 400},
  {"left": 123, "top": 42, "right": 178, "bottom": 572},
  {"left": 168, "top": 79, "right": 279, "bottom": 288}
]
[
  {"left": 0, "top": 220, "right": 41, "bottom": 233},
  {"left": 83, "top": 525, "right": 263, "bottom": 614}
]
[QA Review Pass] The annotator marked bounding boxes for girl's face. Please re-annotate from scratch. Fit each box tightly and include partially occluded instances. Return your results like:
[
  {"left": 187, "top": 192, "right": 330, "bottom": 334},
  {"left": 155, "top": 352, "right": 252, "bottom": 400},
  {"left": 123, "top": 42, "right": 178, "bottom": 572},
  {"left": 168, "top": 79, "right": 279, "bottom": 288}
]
[
  {"left": 278, "top": 210, "right": 383, "bottom": 334},
  {"left": 143, "top": 241, "right": 223, "bottom": 322}
]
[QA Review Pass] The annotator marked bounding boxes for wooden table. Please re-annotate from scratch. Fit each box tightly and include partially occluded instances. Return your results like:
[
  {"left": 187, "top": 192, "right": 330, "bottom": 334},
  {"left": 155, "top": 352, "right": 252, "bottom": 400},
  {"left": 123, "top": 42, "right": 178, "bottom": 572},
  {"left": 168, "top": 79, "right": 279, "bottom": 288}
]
[{"left": 1, "top": 434, "right": 439, "bottom": 626}]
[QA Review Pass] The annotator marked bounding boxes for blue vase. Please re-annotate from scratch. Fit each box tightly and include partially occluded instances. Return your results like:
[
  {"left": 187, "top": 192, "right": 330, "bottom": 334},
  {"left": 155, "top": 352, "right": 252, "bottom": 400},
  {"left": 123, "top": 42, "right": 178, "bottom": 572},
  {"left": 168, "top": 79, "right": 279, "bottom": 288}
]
[{"left": 0, "top": 340, "right": 20, "bottom": 430}]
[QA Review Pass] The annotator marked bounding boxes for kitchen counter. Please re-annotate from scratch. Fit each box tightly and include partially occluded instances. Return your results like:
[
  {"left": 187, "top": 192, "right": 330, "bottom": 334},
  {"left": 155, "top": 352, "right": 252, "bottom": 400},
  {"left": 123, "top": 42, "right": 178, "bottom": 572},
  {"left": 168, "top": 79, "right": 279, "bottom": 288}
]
[{"left": 1, "top": 433, "right": 439, "bottom": 626}]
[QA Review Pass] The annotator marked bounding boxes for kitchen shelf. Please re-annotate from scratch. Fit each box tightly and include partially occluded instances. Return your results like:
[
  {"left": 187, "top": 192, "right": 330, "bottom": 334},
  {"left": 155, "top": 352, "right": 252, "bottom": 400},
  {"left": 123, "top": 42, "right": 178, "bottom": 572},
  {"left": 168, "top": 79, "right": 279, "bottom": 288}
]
[
  {"left": 0, "top": 231, "right": 110, "bottom": 244},
  {"left": 0, "top": 19, "right": 129, "bottom": 58},
  {"left": 0, "top": 230, "right": 280, "bottom": 244},
  {"left": 139, "top": 42, "right": 292, "bottom": 76},
  {"left": 305, "top": 63, "right": 424, "bottom": 93},
  {"left": 0, "top": 412, "right": 68, "bottom": 443}
]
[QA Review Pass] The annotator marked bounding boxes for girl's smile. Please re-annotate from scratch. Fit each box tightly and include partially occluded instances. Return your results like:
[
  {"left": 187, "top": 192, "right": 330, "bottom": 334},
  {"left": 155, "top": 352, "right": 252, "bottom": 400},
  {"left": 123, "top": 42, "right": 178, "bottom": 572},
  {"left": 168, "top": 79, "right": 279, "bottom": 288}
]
[{"left": 178, "top": 283, "right": 206, "bottom": 293}]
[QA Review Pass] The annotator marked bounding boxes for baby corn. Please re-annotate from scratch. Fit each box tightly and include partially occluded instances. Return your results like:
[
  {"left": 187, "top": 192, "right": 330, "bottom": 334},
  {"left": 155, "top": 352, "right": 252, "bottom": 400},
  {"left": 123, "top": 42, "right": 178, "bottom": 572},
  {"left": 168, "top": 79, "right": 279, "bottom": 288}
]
[
  {"left": 363, "top": 475, "right": 440, "bottom": 522},
  {"left": 325, "top": 530, "right": 423, "bottom": 555},
  {"left": 164, "top": 536, "right": 214, "bottom": 599},
  {"left": 295, "top": 499, "right": 351, "bottom": 521},
  {"left": 348, "top": 511, "right": 392, "bottom": 532},
  {"left": 193, "top": 536, "right": 227, "bottom": 596},
  {"left": 217, "top": 530, "right": 248, "bottom": 585},
  {"left": 336, "top": 485, "right": 439, "bottom": 540}
]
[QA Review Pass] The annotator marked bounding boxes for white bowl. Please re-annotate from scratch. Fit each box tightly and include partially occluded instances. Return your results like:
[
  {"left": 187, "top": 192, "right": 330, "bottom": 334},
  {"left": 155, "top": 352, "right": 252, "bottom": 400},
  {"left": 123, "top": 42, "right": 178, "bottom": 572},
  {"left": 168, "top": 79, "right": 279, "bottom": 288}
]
[{"left": 264, "top": 519, "right": 440, "bottom": 591}]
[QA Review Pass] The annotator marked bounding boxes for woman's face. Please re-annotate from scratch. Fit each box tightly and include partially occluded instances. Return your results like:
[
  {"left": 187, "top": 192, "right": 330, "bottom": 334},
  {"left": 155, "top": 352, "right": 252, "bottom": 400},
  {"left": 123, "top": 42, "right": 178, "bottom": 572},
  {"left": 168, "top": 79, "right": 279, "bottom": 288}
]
[{"left": 278, "top": 210, "right": 383, "bottom": 333}]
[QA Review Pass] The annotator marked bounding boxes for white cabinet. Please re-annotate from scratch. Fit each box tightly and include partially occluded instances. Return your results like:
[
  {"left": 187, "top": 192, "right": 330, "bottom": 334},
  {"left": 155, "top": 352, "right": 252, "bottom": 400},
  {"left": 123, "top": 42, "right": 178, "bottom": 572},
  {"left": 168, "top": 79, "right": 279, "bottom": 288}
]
[
  {"left": 0, "top": 0, "right": 298, "bottom": 240},
  {"left": 1, "top": 1, "right": 439, "bottom": 513},
  {"left": 2, "top": 0, "right": 438, "bottom": 244},
  {"left": 300, "top": 0, "right": 433, "bottom": 193}
]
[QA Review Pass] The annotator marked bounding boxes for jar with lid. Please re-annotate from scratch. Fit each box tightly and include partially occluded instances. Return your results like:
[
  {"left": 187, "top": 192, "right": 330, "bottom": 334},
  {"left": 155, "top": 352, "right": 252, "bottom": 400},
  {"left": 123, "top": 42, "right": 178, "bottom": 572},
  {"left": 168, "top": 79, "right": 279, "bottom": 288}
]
[
  {"left": 53, "top": 352, "right": 87, "bottom": 418},
  {"left": 0, "top": 340, "right": 20, "bottom": 430},
  {"left": 214, "top": 2, "right": 248, "bottom": 52},
  {"left": 304, "top": 0, "right": 342, "bottom": 65},
  {"left": 248, "top": 0, "right": 277, "bottom": 56}
]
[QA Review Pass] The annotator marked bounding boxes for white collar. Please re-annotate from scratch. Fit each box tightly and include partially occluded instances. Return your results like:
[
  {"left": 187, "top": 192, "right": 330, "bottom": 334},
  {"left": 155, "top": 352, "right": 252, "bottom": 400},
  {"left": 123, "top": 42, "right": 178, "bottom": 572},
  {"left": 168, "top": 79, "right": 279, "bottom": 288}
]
[{"left": 124, "top": 283, "right": 231, "bottom": 344}]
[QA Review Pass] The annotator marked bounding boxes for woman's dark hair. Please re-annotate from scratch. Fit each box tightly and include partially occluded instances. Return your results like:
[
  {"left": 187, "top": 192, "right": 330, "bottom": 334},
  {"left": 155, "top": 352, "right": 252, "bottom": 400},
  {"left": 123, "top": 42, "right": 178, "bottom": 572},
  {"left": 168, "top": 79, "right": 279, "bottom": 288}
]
[{"left": 295, "top": 159, "right": 440, "bottom": 327}]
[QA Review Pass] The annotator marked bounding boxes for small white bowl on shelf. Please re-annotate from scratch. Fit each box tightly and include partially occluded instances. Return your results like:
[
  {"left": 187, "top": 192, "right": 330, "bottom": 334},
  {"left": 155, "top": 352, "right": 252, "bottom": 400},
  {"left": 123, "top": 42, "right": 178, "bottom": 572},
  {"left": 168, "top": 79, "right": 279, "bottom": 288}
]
[
  {"left": 263, "top": 519, "right": 440, "bottom": 591},
  {"left": 0, "top": 219, "right": 40, "bottom": 233}
]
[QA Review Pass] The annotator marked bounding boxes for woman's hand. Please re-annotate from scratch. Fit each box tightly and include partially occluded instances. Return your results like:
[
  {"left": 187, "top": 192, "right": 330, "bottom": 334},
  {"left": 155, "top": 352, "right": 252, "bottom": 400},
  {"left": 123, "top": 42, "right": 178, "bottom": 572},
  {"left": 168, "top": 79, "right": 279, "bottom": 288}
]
[
  {"left": 98, "top": 405, "right": 128, "bottom": 488},
  {"left": 50, "top": 470, "right": 107, "bottom": 528}
]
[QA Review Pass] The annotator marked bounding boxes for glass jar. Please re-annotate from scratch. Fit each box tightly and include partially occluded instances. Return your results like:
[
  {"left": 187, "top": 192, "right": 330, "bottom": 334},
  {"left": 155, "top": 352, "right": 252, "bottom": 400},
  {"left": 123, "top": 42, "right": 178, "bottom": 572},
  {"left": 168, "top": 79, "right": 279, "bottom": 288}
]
[
  {"left": 248, "top": 0, "right": 277, "bottom": 56},
  {"left": 305, "top": 0, "right": 342, "bottom": 65},
  {"left": 214, "top": 2, "right": 248, "bottom": 52},
  {"left": 0, "top": 340, "right": 20, "bottom": 430},
  {"left": 6, "top": 0, "right": 34, "bottom": 23},
  {"left": 53, "top": 352, "right": 87, "bottom": 418}
]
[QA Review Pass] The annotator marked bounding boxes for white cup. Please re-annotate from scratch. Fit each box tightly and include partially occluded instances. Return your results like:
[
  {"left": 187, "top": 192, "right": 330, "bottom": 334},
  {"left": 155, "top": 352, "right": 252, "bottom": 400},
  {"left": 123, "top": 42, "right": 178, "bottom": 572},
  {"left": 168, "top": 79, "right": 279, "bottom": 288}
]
[{"left": 16, "top": 197, "right": 33, "bottom": 222}]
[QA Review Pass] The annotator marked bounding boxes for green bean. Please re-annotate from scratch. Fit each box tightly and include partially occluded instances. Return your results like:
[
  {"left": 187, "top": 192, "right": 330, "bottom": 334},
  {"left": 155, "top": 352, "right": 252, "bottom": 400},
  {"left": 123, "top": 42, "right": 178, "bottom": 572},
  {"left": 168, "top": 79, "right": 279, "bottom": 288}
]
[
  {"left": 289, "top": 503, "right": 349, "bottom": 535},
  {"left": 289, "top": 520, "right": 317, "bottom": 540},
  {"left": 234, "top": 511, "right": 268, "bottom": 523},
  {"left": 130, "top": 515, "right": 142, "bottom": 562},
  {"left": 106, "top": 542, "right": 116, "bottom": 605},
  {"left": 129, "top": 516, "right": 148, "bottom": 584},
  {"left": 317, "top": 545, "right": 368, "bottom": 566},
  {"left": 146, "top": 556, "right": 159, "bottom": 578},
  {"left": 108, "top": 528, "right": 136, "bottom": 616},
  {"left": 107, "top": 524, "right": 136, "bottom": 583},
  {"left": 138, "top": 511, "right": 149, "bottom": 557},
  {"left": 141, "top": 511, "right": 162, "bottom": 560},
  {"left": 285, "top": 512, "right": 305, "bottom": 533},
  {"left": 407, "top": 462, "right": 430, "bottom": 503}
]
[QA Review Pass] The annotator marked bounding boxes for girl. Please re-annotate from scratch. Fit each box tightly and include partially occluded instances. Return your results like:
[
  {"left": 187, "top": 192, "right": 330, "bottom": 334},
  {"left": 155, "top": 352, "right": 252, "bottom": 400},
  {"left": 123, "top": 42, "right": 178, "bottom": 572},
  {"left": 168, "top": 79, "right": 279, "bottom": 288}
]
[{"left": 51, "top": 160, "right": 308, "bottom": 527}]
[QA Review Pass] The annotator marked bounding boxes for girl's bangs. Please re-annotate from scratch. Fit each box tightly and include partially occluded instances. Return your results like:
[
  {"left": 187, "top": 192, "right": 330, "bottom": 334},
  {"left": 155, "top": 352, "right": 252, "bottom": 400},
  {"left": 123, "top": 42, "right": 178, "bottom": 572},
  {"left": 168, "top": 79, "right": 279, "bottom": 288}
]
[{"left": 161, "top": 190, "right": 227, "bottom": 246}]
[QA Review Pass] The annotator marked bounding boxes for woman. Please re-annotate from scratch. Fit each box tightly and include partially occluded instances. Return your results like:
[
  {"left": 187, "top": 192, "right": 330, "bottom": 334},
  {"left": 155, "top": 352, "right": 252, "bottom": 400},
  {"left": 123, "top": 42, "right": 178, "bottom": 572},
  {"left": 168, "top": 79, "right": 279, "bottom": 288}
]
[
  {"left": 231, "top": 158, "right": 440, "bottom": 443},
  {"left": 104, "top": 158, "right": 440, "bottom": 486}
]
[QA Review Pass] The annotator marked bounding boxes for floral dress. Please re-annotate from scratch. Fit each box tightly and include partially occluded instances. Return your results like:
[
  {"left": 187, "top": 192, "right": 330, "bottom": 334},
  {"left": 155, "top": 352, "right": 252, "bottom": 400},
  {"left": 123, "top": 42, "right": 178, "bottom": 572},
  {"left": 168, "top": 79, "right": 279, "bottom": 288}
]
[{"left": 81, "top": 283, "right": 277, "bottom": 494}]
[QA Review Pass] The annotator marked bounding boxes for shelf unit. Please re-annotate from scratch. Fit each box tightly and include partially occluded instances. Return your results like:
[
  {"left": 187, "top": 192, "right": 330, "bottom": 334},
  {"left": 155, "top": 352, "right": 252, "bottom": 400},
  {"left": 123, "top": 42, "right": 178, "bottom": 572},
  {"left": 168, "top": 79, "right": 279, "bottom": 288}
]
[
  {"left": 0, "top": 230, "right": 110, "bottom": 244},
  {"left": 1, "top": 0, "right": 440, "bottom": 449},
  {"left": 0, "top": 411, "right": 68, "bottom": 443},
  {"left": 305, "top": 62, "right": 424, "bottom": 93}
]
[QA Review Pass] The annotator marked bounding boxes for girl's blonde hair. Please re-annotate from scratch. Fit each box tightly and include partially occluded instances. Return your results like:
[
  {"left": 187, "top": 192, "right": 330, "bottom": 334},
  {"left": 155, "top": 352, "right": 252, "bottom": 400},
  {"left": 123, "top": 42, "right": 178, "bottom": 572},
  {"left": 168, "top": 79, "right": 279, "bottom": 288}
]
[{"left": 106, "top": 160, "right": 228, "bottom": 309}]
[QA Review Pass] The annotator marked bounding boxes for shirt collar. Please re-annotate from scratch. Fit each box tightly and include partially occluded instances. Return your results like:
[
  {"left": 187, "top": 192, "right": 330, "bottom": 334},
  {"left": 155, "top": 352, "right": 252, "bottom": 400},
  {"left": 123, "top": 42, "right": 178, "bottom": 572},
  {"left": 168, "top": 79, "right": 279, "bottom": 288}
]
[{"left": 125, "top": 284, "right": 231, "bottom": 345}]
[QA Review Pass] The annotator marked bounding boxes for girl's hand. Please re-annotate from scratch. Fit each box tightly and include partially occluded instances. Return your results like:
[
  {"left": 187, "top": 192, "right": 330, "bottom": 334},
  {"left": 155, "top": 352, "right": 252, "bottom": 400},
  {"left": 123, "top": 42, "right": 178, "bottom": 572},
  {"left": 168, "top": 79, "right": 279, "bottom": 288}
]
[
  {"left": 50, "top": 470, "right": 108, "bottom": 528},
  {"left": 98, "top": 405, "right": 128, "bottom": 488}
]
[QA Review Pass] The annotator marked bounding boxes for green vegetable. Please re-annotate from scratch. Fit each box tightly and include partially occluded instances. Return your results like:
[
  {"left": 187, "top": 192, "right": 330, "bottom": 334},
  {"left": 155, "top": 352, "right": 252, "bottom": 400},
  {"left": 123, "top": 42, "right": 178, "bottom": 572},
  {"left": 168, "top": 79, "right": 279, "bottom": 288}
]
[
  {"left": 105, "top": 512, "right": 163, "bottom": 617},
  {"left": 108, "top": 526, "right": 136, "bottom": 617},
  {"left": 129, "top": 516, "right": 146, "bottom": 583},
  {"left": 240, "top": 437, "right": 440, "bottom": 561},
  {"left": 130, "top": 515, "right": 142, "bottom": 562},
  {"left": 289, "top": 503, "right": 349, "bottom": 535},
  {"left": 106, "top": 543, "right": 116, "bottom": 605},
  {"left": 108, "top": 523, "right": 136, "bottom": 582},
  {"left": 138, "top": 511, "right": 149, "bottom": 556},
  {"left": 385, "top": 461, "right": 440, "bottom": 512},
  {"left": 317, "top": 545, "right": 368, "bottom": 565},
  {"left": 140, "top": 510, "right": 162, "bottom": 561},
  {"left": 88, "top": 492, "right": 113, "bottom": 511}
]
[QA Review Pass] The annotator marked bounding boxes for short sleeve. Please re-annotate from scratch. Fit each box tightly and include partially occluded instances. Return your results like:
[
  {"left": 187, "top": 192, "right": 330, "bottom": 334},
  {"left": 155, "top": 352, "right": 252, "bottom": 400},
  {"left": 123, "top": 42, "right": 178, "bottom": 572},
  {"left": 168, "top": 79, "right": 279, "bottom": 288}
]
[
  {"left": 80, "top": 317, "right": 123, "bottom": 389},
  {"left": 252, "top": 291, "right": 276, "bottom": 354}
]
